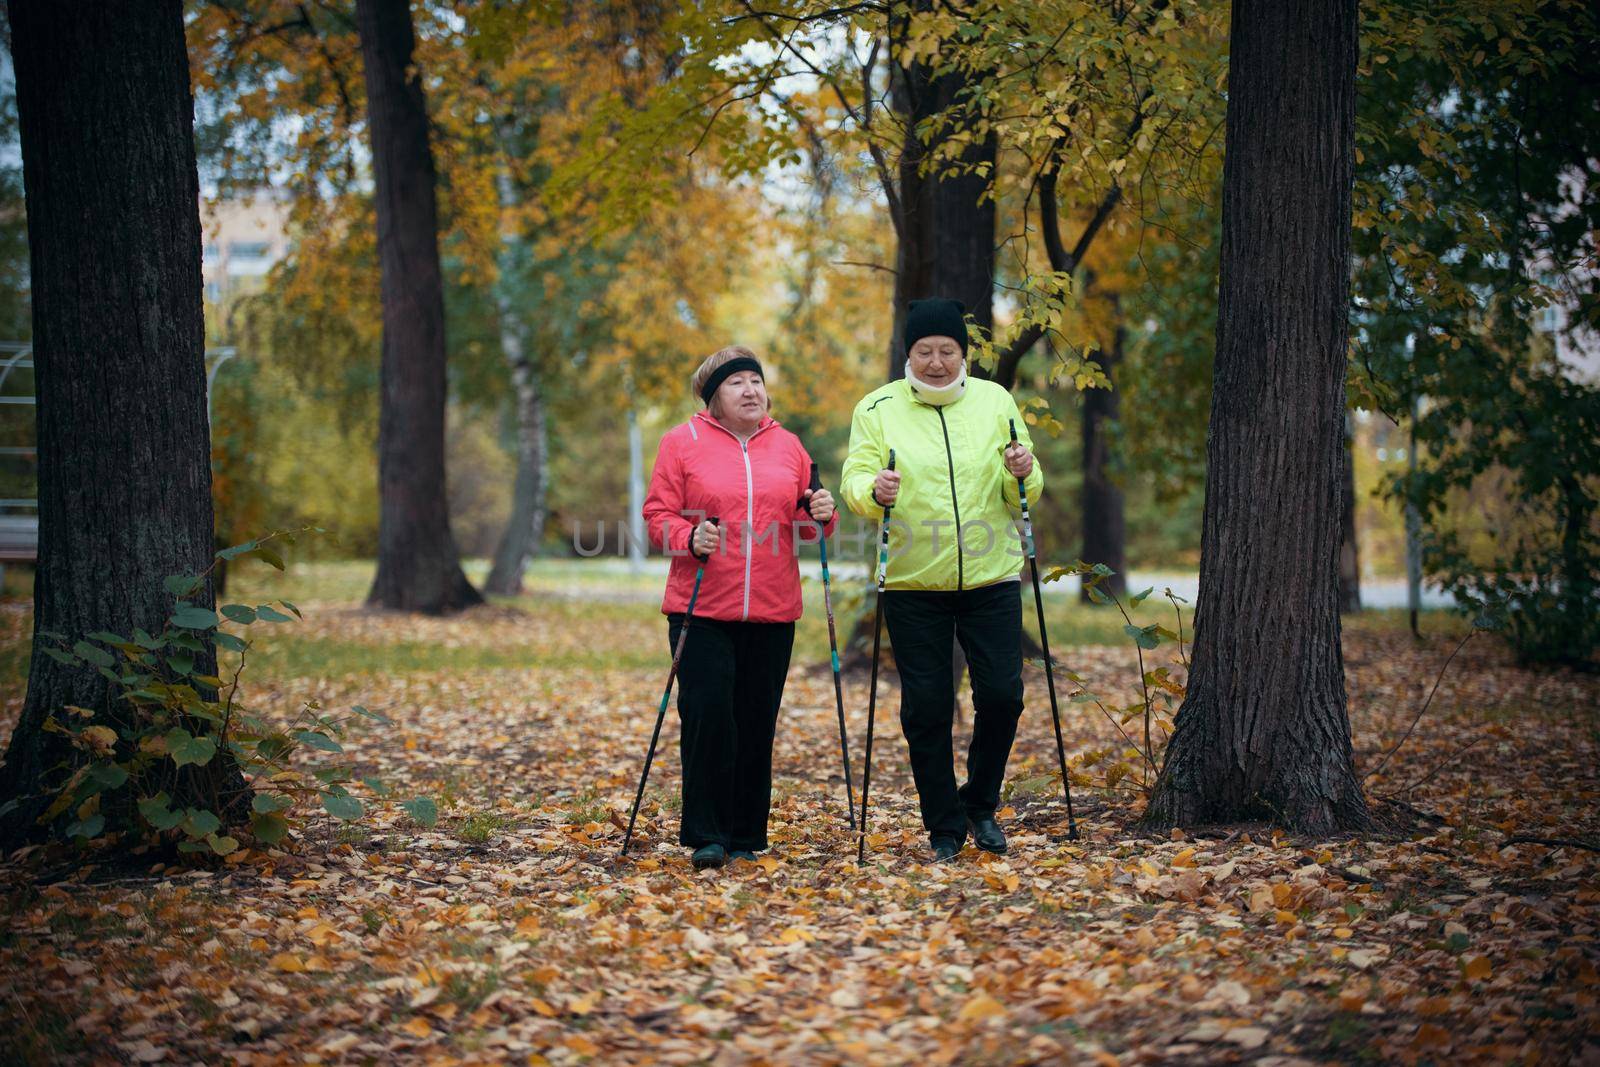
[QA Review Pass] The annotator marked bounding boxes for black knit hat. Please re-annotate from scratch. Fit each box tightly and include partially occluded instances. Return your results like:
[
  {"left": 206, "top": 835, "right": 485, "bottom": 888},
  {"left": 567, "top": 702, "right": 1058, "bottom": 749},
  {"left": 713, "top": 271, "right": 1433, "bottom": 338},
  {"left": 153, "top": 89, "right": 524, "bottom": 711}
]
[{"left": 904, "top": 298, "right": 968, "bottom": 356}]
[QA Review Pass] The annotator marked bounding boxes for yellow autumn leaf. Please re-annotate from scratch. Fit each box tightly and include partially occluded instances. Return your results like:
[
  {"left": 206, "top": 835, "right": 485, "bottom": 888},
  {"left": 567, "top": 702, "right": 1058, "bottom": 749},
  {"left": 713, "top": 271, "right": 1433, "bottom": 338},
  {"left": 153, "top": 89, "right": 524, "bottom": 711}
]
[
  {"left": 400, "top": 1016, "right": 433, "bottom": 1038},
  {"left": 1171, "top": 847, "right": 1196, "bottom": 869},
  {"left": 958, "top": 992, "right": 1008, "bottom": 1022},
  {"left": 1464, "top": 956, "right": 1492, "bottom": 981},
  {"left": 268, "top": 953, "right": 304, "bottom": 973}
]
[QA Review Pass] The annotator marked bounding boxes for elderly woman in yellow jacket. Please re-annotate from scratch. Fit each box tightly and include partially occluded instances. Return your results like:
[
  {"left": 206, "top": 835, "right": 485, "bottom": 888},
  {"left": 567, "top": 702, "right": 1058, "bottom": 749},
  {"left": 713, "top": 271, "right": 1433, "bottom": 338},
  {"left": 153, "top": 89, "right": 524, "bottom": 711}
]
[{"left": 840, "top": 298, "right": 1042, "bottom": 861}]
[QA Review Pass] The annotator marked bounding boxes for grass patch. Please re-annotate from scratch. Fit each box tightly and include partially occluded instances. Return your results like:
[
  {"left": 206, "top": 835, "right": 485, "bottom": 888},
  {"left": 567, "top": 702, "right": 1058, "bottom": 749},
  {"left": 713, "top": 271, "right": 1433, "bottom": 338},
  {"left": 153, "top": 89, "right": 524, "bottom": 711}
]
[
  {"left": 456, "top": 811, "right": 516, "bottom": 844},
  {"left": 0, "top": 996, "right": 87, "bottom": 1065}
]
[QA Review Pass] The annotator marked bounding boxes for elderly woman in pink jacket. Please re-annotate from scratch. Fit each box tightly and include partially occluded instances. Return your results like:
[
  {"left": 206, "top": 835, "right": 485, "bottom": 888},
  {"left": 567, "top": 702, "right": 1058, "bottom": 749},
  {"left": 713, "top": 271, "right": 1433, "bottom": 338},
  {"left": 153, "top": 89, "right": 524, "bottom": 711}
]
[{"left": 643, "top": 345, "right": 837, "bottom": 870}]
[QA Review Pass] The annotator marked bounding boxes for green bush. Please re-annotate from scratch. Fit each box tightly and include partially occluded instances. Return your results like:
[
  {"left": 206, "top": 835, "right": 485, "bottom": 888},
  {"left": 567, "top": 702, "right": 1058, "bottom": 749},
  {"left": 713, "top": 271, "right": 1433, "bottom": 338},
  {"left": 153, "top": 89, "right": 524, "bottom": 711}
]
[{"left": 1, "top": 531, "right": 437, "bottom": 854}]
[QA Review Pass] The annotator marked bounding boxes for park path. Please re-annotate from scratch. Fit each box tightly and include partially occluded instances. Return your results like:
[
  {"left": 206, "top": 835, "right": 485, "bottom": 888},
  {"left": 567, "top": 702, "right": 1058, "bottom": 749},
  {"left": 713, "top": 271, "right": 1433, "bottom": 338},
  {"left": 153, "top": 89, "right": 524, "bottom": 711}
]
[{"left": 2, "top": 600, "right": 1597, "bottom": 1064}]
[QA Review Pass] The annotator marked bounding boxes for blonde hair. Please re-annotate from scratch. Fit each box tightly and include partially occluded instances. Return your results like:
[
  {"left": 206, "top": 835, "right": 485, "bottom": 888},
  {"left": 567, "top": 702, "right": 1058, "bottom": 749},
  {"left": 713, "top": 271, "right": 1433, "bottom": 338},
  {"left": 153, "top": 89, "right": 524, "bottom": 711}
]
[{"left": 691, "top": 345, "right": 771, "bottom": 419}]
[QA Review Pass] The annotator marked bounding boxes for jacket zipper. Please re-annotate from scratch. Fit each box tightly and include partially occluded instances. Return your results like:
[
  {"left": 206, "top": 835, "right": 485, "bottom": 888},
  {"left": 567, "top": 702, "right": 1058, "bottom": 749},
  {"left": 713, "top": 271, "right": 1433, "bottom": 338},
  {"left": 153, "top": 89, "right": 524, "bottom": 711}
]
[
  {"left": 936, "top": 407, "right": 964, "bottom": 591},
  {"left": 739, "top": 439, "right": 754, "bottom": 620},
  {"left": 698, "top": 414, "right": 771, "bottom": 620}
]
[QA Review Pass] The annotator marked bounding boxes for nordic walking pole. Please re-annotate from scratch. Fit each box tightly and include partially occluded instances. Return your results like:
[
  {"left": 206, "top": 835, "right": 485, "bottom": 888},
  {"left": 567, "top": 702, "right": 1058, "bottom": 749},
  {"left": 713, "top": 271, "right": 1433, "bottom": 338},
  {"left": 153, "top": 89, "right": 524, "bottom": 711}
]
[
  {"left": 621, "top": 516, "right": 719, "bottom": 856},
  {"left": 807, "top": 463, "right": 856, "bottom": 830},
  {"left": 857, "top": 449, "right": 894, "bottom": 864},
  {"left": 1010, "top": 420, "right": 1078, "bottom": 840}
]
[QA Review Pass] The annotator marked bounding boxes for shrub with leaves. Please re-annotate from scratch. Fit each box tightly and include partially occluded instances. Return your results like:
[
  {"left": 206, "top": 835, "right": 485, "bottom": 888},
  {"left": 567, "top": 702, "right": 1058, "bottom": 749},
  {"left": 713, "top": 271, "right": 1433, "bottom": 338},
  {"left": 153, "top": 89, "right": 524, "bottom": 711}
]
[
  {"left": 4, "top": 531, "right": 438, "bottom": 855},
  {"left": 1042, "top": 562, "right": 1190, "bottom": 798}
]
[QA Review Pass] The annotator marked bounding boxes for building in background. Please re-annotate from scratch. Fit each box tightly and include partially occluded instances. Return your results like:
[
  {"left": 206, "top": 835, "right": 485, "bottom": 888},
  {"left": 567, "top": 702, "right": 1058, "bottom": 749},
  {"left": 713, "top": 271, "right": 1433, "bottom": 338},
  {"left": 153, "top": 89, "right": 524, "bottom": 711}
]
[{"left": 201, "top": 196, "right": 290, "bottom": 306}]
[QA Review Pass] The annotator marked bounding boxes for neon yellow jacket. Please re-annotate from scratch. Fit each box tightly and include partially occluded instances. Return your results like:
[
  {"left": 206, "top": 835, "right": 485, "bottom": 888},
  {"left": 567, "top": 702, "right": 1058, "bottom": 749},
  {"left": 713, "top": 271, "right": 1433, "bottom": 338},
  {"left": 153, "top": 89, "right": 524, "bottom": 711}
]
[{"left": 840, "top": 376, "right": 1044, "bottom": 591}]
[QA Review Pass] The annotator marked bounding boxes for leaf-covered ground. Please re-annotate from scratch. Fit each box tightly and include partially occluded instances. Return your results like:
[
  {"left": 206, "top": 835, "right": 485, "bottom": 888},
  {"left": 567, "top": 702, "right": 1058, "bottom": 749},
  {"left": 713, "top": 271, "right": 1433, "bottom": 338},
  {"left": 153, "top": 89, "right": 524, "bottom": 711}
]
[{"left": 2, "top": 563, "right": 1597, "bottom": 1064}]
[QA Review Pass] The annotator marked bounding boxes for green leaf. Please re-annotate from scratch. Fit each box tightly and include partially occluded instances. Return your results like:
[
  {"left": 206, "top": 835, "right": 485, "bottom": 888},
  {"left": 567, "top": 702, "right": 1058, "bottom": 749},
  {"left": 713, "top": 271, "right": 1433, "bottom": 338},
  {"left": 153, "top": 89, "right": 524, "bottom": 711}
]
[
  {"left": 177, "top": 840, "right": 209, "bottom": 854},
  {"left": 321, "top": 793, "right": 364, "bottom": 822},
  {"left": 171, "top": 605, "right": 220, "bottom": 630},
  {"left": 41, "top": 647, "right": 82, "bottom": 667},
  {"left": 215, "top": 632, "right": 248, "bottom": 653},
  {"left": 72, "top": 641, "right": 115, "bottom": 668},
  {"left": 133, "top": 628, "right": 165, "bottom": 649},
  {"left": 251, "top": 792, "right": 293, "bottom": 814},
  {"left": 138, "top": 793, "right": 185, "bottom": 831},
  {"left": 249, "top": 545, "right": 286, "bottom": 570},
  {"left": 216, "top": 539, "right": 259, "bottom": 561},
  {"left": 351, "top": 704, "right": 392, "bottom": 724},
  {"left": 1084, "top": 584, "right": 1111, "bottom": 606},
  {"left": 206, "top": 833, "right": 240, "bottom": 856},
  {"left": 86, "top": 763, "right": 129, "bottom": 790},
  {"left": 85, "top": 630, "right": 130, "bottom": 646},
  {"left": 1129, "top": 587, "right": 1154, "bottom": 608},
  {"left": 182, "top": 808, "right": 222, "bottom": 837},
  {"left": 293, "top": 730, "right": 344, "bottom": 754},
  {"left": 279, "top": 600, "right": 303, "bottom": 619},
  {"left": 362, "top": 776, "right": 390, "bottom": 797},
  {"left": 1124, "top": 624, "right": 1161, "bottom": 650},
  {"left": 255, "top": 734, "right": 293, "bottom": 761},
  {"left": 250, "top": 810, "right": 289, "bottom": 844},
  {"left": 167, "top": 631, "right": 204, "bottom": 651},
  {"left": 219, "top": 604, "right": 258, "bottom": 625},
  {"left": 400, "top": 797, "right": 438, "bottom": 828},
  {"left": 256, "top": 604, "right": 295, "bottom": 623},
  {"left": 1091, "top": 563, "right": 1116, "bottom": 578},
  {"left": 166, "top": 651, "right": 195, "bottom": 676},
  {"left": 165, "top": 728, "right": 217, "bottom": 768},
  {"left": 66, "top": 814, "right": 105, "bottom": 839},
  {"left": 163, "top": 574, "right": 203, "bottom": 597}
]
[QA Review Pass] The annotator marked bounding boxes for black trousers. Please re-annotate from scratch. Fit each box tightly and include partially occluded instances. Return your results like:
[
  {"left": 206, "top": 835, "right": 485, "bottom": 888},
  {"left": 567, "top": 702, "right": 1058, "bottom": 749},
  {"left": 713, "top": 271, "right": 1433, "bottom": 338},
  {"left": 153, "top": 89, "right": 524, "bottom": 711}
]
[
  {"left": 667, "top": 614, "right": 795, "bottom": 851},
  {"left": 883, "top": 581, "right": 1024, "bottom": 844}
]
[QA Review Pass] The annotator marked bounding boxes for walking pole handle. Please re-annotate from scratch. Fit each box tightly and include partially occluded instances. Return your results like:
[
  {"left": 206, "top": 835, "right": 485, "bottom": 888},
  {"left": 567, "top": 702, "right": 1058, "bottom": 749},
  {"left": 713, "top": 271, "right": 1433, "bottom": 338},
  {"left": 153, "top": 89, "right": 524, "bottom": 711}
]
[
  {"left": 887, "top": 448, "right": 896, "bottom": 473},
  {"left": 1009, "top": 418, "right": 1019, "bottom": 445},
  {"left": 809, "top": 462, "right": 823, "bottom": 494}
]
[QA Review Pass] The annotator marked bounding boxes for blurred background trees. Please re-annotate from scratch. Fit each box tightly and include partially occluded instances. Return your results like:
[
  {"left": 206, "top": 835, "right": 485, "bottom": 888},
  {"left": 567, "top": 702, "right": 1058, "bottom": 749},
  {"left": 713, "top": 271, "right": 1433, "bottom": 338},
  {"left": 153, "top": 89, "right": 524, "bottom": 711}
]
[{"left": 0, "top": 0, "right": 1590, "bottom": 660}]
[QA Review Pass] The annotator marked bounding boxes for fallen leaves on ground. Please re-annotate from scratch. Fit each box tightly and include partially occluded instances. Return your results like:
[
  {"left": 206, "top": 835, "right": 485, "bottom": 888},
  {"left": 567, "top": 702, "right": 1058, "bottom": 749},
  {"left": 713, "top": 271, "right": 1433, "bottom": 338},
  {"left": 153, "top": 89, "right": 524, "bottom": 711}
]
[{"left": 1, "top": 598, "right": 1597, "bottom": 1064}]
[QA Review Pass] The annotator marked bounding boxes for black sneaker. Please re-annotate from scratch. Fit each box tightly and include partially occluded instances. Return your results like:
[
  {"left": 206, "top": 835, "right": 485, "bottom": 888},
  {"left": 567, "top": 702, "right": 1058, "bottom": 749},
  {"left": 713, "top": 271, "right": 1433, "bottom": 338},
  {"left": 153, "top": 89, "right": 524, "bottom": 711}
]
[
  {"left": 967, "top": 816, "right": 1007, "bottom": 855},
  {"left": 692, "top": 844, "right": 727, "bottom": 870},
  {"left": 931, "top": 837, "right": 963, "bottom": 862},
  {"left": 729, "top": 849, "right": 757, "bottom": 862}
]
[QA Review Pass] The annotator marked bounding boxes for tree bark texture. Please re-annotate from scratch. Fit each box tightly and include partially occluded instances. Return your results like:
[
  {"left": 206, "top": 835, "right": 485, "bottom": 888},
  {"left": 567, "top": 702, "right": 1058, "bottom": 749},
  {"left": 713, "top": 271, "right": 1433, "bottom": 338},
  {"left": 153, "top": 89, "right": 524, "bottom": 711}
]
[
  {"left": 1081, "top": 310, "right": 1127, "bottom": 601},
  {"left": 887, "top": 0, "right": 995, "bottom": 381},
  {"left": 0, "top": 0, "right": 246, "bottom": 843},
  {"left": 358, "top": 0, "right": 481, "bottom": 613},
  {"left": 1142, "top": 0, "right": 1371, "bottom": 834},
  {"left": 483, "top": 320, "right": 548, "bottom": 596}
]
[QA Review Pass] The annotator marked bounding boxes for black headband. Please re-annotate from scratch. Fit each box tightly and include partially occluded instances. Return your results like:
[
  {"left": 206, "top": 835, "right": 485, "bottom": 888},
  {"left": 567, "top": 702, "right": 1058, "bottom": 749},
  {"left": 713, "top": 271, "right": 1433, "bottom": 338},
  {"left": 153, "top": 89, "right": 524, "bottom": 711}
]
[{"left": 700, "top": 356, "right": 764, "bottom": 405}]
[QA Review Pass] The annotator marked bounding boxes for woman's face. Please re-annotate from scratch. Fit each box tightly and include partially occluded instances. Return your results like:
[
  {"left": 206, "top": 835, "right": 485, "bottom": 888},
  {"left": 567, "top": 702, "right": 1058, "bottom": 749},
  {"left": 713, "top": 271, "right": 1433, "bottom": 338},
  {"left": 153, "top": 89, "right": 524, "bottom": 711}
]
[
  {"left": 715, "top": 370, "right": 767, "bottom": 424},
  {"left": 908, "top": 335, "right": 963, "bottom": 385}
]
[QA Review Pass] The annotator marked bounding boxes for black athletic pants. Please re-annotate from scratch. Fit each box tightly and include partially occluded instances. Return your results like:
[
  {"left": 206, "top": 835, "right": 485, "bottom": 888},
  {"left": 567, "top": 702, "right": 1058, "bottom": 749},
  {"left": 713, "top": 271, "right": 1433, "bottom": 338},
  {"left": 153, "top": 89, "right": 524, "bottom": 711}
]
[
  {"left": 667, "top": 614, "right": 795, "bottom": 852},
  {"left": 882, "top": 581, "right": 1024, "bottom": 845}
]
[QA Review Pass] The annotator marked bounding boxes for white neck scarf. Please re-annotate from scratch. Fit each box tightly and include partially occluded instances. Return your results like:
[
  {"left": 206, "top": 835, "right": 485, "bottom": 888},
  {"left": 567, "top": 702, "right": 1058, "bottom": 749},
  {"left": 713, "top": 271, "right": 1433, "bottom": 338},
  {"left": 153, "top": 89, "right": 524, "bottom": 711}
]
[{"left": 907, "top": 362, "right": 968, "bottom": 406}]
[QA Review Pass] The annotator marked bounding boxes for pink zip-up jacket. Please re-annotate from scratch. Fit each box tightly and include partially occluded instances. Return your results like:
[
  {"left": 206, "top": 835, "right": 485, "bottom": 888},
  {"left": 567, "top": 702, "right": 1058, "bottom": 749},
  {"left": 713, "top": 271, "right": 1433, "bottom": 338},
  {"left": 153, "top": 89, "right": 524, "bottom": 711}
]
[{"left": 644, "top": 411, "right": 837, "bottom": 623}]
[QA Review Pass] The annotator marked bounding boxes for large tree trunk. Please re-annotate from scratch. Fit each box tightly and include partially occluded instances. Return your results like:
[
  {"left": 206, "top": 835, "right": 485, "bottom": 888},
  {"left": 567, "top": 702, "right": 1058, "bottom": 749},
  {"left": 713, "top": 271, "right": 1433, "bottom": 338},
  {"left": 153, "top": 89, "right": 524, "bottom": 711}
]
[
  {"left": 358, "top": 0, "right": 481, "bottom": 614},
  {"left": 1081, "top": 295, "right": 1127, "bottom": 601},
  {"left": 887, "top": 0, "right": 995, "bottom": 381},
  {"left": 483, "top": 153, "right": 547, "bottom": 597},
  {"left": 1338, "top": 414, "right": 1361, "bottom": 613},
  {"left": 1142, "top": 0, "right": 1370, "bottom": 835},
  {"left": 484, "top": 332, "right": 548, "bottom": 596},
  {"left": 0, "top": 0, "right": 247, "bottom": 844}
]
